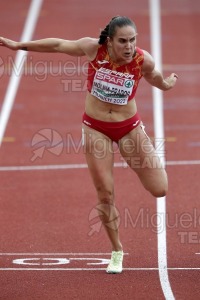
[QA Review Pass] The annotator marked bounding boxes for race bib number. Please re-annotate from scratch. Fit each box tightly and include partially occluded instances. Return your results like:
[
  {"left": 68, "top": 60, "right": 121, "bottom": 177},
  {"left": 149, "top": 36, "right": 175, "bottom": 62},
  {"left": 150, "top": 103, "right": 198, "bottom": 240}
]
[{"left": 91, "top": 68, "right": 135, "bottom": 105}]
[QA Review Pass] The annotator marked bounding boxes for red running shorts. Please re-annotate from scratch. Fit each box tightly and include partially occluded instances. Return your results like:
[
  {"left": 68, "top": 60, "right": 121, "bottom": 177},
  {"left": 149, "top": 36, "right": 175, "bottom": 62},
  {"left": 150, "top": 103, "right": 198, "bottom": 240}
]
[{"left": 82, "top": 112, "right": 141, "bottom": 143}]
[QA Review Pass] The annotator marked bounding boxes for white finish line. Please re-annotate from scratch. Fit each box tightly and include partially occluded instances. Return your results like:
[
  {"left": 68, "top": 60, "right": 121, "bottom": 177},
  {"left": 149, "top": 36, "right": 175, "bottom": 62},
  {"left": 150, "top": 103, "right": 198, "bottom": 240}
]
[
  {"left": 1, "top": 268, "right": 200, "bottom": 271},
  {"left": 0, "top": 253, "right": 199, "bottom": 271},
  {"left": 0, "top": 253, "right": 128, "bottom": 271},
  {"left": 0, "top": 253, "right": 127, "bottom": 256}
]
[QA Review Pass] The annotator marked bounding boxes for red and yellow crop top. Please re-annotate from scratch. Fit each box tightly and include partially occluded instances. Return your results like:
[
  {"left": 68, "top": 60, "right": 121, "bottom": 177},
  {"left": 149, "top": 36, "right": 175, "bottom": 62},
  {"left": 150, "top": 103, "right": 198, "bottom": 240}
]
[{"left": 87, "top": 44, "right": 144, "bottom": 105}]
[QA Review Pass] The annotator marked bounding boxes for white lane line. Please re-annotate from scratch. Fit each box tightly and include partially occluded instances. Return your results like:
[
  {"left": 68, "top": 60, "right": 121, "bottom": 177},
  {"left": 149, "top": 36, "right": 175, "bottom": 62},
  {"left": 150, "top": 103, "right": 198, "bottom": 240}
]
[
  {"left": 0, "top": 160, "right": 199, "bottom": 172},
  {"left": 0, "top": 0, "right": 43, "bottom": 147},
  {"left": 0, "top": 253, "right": 129, "bottom": 256},
  {"left": 149, "top": 0, "right": 175, "bottom": 299},
  {"left": 0, "top": 267, "right": 200, "bottom": 271},
  {"left": 0, "top": 160, "right": 200, "bottom": 172},
  {"left": 166, "top": 160, "right": 200, "bottom": 166},
  {"left": 0, "top": 268, "right": 151, "bottom": 271},
  {"left": 163, "top": 64, "right": 200, "bottom": 71}
]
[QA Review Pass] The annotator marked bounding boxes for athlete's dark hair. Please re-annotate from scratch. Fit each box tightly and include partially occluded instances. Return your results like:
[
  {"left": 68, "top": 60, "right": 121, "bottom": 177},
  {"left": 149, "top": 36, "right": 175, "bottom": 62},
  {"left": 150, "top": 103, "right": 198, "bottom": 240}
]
[{"left": 98, "top": 16, "right": 137, "bottom": 45}]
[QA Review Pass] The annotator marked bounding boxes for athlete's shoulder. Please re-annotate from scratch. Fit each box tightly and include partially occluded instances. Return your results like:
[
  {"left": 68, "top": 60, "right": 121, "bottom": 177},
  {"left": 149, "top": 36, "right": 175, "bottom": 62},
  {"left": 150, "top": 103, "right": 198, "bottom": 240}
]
[
  {"left": 132, "top": 47, "right": 144, "bottom": 65},
  {"left": 79, "top": 37, "right": 98, "bottom": 46},
  {"left": 141, "top": 49, "right": 155, "bottom": 73},
  {"left": 78, "top": 37, "right": 99, "bottom": 60},
  {"left": 135, "top": 47, "right": 144, "bottom": 55}
]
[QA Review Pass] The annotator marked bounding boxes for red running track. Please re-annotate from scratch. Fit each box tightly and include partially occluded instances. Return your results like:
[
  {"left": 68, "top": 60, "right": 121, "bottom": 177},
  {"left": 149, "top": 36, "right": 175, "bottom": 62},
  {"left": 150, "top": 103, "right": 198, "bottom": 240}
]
[{"left": 0, "top": 0, "right": 200, "bottom": 299}]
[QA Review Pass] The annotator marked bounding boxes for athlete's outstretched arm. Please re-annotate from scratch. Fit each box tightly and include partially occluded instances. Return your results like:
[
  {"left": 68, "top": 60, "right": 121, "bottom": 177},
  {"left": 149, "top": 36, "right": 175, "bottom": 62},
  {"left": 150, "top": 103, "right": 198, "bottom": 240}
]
[
  {"left": 142, "top": 50, "right": 178, "bottom": 91},
  {"left": 0, "top": 36, "right": 98, "bottom": 57}
]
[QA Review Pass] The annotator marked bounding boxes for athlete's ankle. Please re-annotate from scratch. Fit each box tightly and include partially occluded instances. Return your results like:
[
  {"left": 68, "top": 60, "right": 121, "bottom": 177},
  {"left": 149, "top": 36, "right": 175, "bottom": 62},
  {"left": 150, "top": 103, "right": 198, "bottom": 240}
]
[{"left": 112, "top": 244, "right": 123, "bottom": 252}]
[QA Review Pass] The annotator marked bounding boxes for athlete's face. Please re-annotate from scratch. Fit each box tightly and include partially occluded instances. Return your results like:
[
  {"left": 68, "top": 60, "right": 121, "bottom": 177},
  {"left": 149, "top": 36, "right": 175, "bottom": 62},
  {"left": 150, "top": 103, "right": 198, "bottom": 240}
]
[{"left": 108, "top": 25, "right": 137, "bottom": 65}]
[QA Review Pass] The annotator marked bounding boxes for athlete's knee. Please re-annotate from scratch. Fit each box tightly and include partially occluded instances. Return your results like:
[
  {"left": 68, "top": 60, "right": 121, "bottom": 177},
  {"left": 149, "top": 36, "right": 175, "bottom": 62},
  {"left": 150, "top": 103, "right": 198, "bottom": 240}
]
[
  {"left": 146, "top": 169, "right": 168, "bottom": 198},
  {"left": 150, "top": 186, "right": 168, "bottom": 198},
  {"left": 149, "top": 179, "right": 168, "bottom": 198}
]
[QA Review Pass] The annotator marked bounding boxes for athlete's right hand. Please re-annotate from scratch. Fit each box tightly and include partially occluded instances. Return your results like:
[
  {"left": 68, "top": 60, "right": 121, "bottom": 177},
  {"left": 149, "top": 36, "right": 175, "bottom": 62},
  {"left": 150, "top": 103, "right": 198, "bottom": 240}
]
[{"left": 0, "top": 37, "right": 19, "bottom": 50}]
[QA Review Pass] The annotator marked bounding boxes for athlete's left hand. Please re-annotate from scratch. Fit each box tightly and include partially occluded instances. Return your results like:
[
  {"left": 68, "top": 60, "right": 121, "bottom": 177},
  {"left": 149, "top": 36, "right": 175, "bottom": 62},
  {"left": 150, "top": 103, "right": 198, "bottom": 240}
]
[{"left": 164, "top": 73, "right": 178, "bottom": 89}]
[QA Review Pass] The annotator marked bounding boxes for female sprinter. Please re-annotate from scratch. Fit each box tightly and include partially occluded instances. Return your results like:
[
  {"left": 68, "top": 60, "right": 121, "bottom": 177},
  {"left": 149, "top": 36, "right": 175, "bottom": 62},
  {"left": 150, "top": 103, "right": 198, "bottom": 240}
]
[{"left": 0, "top": 16, "right": 178, "bottom": 274}]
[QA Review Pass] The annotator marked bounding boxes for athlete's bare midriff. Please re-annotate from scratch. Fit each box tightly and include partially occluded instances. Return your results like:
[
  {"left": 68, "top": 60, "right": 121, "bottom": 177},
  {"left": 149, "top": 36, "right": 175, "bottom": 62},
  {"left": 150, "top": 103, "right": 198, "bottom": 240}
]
[{"left": 85, "top": 91, "right": 138, "bottom": 122}]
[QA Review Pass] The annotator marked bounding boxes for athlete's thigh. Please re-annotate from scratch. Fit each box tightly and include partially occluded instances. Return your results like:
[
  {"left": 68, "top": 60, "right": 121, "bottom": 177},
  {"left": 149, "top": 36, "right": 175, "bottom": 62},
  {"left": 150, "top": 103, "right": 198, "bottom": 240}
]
[
  {"left": 82, "top": 124, "right": 114, "bottom": 189},
  {"left": 118, "top": 123, "right": 167, "bottom": 195}
]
